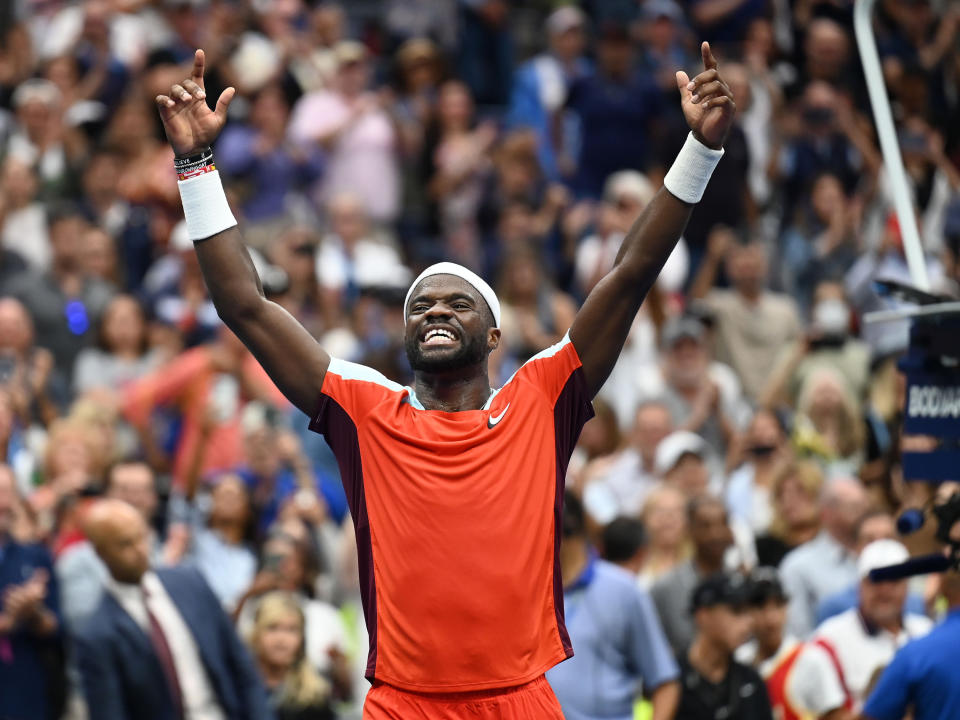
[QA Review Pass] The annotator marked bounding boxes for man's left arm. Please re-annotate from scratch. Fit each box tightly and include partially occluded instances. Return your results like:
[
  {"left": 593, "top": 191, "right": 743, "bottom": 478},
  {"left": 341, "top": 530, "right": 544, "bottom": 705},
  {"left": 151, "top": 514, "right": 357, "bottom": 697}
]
[{"left": 569, "top": 41, "right": 735, "bottom": 396}]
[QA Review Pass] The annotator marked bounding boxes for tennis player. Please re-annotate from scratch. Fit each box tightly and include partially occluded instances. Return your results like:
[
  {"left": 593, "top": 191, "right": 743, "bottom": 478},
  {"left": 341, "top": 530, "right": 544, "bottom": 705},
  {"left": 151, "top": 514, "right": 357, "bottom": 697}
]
[{"left": 157, "top": 41, "right": 734, "bottom": 719}]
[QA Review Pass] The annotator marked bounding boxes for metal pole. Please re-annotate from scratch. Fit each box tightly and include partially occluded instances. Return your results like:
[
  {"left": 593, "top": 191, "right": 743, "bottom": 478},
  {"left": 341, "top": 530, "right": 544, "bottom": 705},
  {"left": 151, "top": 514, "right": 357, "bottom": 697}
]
[{"left": 853, "top": 0, "right": 931, "bottom": 290}]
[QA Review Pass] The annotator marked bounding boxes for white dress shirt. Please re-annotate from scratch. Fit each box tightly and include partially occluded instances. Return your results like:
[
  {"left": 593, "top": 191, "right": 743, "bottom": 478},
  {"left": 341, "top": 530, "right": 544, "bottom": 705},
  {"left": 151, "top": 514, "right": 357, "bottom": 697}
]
[{"left": 105, "top": 572, "right": 226, "bottom": 720}]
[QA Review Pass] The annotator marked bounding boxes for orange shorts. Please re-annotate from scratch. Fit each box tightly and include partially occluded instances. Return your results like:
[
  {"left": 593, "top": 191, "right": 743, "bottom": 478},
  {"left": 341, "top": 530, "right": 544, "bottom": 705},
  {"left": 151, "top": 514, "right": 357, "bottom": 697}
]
[{"left": 362, "top": 675, "right": 564, "bottom": 719}]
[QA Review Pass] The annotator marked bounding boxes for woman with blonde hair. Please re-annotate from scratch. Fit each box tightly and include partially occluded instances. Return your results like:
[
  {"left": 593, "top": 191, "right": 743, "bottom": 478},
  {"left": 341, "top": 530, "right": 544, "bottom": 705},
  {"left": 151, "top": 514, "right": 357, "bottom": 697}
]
[
  {"left": 250, "top": 591, "right": 335, "bottom": 720},
  {"left": 755, "top": 460, "right": 824, "bottom": 567},
  {"left": 793, "top": 367, "right": 865, "bottom": 477}
]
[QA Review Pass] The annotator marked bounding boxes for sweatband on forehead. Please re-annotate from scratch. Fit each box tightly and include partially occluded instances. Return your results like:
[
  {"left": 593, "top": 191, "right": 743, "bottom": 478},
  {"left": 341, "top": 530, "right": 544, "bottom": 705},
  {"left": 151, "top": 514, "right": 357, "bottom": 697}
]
[{"left": 404, "top": 262, "right": 501, "bottom": 327}]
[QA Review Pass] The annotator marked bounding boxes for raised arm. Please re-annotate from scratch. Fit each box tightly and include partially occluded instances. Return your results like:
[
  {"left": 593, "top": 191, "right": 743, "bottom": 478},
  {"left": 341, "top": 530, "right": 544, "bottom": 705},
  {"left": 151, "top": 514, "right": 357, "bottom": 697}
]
[
  {"left": 156, "top": 50, "right": 329, "bottom": 416},
  {"left": 569, "top": 42, "right": 735, "bottom": 396}
]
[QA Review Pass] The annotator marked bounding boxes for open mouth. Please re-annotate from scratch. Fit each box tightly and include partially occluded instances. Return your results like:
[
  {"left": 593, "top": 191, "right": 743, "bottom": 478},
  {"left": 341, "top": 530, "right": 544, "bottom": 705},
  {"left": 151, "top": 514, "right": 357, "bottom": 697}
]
[{"left": 420, "top": 326, "right": 459, "bottom": 347}]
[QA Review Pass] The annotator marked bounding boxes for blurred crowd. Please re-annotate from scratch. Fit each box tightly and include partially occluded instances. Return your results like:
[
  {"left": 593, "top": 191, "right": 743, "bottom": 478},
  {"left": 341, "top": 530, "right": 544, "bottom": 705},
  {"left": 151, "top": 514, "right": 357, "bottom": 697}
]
[{"left": 2, "top": 0, "right": 960, "bottom": 719}]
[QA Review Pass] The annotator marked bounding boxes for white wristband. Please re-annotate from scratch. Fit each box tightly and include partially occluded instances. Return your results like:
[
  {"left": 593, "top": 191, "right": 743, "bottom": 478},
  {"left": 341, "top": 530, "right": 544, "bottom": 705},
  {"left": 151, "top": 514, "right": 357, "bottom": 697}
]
[
  {"left": 177, "top": 170, "right": 237, "bottom": 242},
  {"left": 662, "top": 132, "right": 724, "bottom": 204}
]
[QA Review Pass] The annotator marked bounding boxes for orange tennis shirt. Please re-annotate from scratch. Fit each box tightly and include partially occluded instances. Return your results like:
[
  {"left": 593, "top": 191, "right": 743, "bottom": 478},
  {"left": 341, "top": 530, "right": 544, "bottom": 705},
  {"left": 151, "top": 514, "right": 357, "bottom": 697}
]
[{"left": 309, "top": 334, "right": 594, "bottom": 693}]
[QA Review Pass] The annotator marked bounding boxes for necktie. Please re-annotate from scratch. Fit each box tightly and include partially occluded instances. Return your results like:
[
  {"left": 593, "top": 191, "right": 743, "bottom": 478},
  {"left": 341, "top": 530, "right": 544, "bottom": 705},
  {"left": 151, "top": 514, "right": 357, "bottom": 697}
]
[{"left": 143, "top": 585, "right": 185, "bottom": 720}]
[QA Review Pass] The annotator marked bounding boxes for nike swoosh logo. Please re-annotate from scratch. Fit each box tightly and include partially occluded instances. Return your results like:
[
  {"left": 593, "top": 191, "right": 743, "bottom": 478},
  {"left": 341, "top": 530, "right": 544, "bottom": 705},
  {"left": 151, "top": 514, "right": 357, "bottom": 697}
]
[{"left": 487, "top": 403, "right": 510, "bottom": 429}]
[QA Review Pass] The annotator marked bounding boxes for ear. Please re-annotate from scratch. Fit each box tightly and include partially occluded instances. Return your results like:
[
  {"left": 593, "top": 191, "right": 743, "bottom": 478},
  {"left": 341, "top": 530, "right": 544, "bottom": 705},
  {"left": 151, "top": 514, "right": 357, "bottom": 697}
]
[{"left": 487, "top": 327, "right": 501, "bottom": 354}]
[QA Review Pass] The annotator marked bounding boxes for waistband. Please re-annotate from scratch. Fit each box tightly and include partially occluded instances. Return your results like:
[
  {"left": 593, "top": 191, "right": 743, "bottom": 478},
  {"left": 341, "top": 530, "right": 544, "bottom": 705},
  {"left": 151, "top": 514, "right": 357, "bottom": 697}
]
[{"left": 371, "top": 675, "right": 550, "bottom": 702}]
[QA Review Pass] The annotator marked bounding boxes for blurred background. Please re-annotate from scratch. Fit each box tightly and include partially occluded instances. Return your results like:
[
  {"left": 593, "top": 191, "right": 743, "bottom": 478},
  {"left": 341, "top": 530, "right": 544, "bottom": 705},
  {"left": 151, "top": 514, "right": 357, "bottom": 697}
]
[{"left": 1, "top": 0, "right": 960, "bottom": 719}]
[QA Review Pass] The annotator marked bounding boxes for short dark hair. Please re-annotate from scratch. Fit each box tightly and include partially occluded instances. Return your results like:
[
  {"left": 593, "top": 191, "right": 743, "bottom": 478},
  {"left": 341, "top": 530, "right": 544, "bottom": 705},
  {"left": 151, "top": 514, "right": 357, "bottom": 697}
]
[
  {"left": 601, "top": 517, "right": 646, "bottom": 563},
  {"left": 563, "top": 491, "right": 586, "bottom": 539},
  {"left": 686, "top": 493, "right": 726, "bottom": 525},
  {"left": 104, "top": 460, "right": 154, "bottom": 493}
]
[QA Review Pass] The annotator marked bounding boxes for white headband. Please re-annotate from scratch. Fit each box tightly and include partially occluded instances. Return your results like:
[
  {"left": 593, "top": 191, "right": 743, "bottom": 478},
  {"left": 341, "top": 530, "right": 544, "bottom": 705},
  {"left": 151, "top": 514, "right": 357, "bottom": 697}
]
[{"left": 404, "top": 262, "right": 501, "bottom": 327}]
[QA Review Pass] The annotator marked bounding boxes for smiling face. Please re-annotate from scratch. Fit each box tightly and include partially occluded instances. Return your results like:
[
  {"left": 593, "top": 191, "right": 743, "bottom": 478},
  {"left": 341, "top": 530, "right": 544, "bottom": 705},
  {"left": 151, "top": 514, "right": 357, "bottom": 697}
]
[{"left": 404, "top": 275, "right": 499, "bottom": 374}]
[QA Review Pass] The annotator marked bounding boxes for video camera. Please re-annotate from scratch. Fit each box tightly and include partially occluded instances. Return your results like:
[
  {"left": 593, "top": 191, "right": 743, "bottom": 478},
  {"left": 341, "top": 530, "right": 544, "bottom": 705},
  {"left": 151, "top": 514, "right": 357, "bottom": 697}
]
[{"left": 866, "top": 281, "right": 960, "bottom": 582}]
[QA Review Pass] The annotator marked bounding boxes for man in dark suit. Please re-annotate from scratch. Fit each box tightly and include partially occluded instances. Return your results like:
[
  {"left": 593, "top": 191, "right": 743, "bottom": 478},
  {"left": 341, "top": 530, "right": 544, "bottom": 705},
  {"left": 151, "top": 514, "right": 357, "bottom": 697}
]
[{"left": 75, "top": 499, "right": 273, "bottom": 720}]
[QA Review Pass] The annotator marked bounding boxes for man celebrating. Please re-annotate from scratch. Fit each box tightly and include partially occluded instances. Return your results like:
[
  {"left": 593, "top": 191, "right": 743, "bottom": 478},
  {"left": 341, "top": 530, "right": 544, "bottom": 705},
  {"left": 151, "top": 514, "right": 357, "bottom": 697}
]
[{"left": 156, "top": 43, "right": 734, "bottom": 718}]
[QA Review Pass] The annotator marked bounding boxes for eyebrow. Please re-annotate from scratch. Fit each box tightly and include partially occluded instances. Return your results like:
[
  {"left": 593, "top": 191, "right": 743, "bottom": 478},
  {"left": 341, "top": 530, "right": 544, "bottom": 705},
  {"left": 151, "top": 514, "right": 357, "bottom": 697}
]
[{"left": 408, "top": 292, "right": 477, "bottom": 306}]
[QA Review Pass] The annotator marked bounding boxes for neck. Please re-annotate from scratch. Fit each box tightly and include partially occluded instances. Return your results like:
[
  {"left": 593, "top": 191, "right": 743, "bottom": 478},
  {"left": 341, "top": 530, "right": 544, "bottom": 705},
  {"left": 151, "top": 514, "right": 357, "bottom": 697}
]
[
  {"left": 694, "top": 553, "right": 724, "bottom": 576},
  {"left": 756, "top": 635, "right": 783, "bottom": 663},
  {"left": 210, "top": 518, "right": 245, "bottom": 545},
  {"left": 738, "top": 287, "right": 762, "bottom": 303},
  {"left": 689, "top": 636, "right": 730, "bottom": 682},
  {"left": 413, "top": 366, "right": 491, "bottom": 411},
  {"left": 560, "top": 538, "right": 590, "bottom": 589},
  {"left": 827, "top": 525, "right": 856, "bottom": 553},
  {"left": 257, "top": 658, "right": 287, "bottom": 688}
]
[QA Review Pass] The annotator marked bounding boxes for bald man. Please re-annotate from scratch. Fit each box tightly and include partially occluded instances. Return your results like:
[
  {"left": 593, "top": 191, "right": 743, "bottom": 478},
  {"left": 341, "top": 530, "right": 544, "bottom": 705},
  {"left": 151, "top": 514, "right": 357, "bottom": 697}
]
[{"left": 74, "top": 500, "right": 272, "bottom": 720}]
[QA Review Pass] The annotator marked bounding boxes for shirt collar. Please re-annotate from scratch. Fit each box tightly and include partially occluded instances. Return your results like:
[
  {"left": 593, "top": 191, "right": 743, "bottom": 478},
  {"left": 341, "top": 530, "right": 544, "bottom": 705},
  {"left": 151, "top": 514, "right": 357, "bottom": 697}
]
[{"left": 105, "top": 570, "right": 159, "bottom": 603}]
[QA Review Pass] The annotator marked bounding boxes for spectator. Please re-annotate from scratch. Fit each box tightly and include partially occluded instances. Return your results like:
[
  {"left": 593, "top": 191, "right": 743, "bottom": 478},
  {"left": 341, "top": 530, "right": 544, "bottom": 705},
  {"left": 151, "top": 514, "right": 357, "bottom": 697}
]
[
  {"left": 777, "top": 174, "right": 862, "bottom": 312},
  {"left": 792, "top": 367, "right": 866, "bottom": 476},
  {"left": 236, "top": 529, "right": 351, "bottom": 696},
  {"left": 654, "top": 430, "right": 717, "bottom": 498},
  {"left": 289, "top": 41, "right": 400, "bottom": 225},
  {"left": 582, "top": 399, "right": 674, "bottom": 524},
  {"left": 652, "top": 494, "right": 734, "bottom": 655},
  {"left": 0, "top": 296, "right": 63, "bottom": 426},
  {"left": 601, "top": 515, "right": 648, "bottom": 575},
  {"left": 0, "top": 156, "right": 48, "bottom": 272},
  {"left": 456, "top": 0, "right": 513, "bottom": 107},
  {"left": 691, "top": 238, "right": 803, "bottom": 401},
  {"left": 423, "top": 79, "right": 498, "bottom": 269},
  {"left": 507, "top": 6, "right": 589, "bottom": 180},
  {"left": 779, "top": 476, "right": 867, "bottom": 637},
  {"left": 0, "top": 464, "right": 64, "bottom": 720},
  {"left": 725, "top": 408, "right": 789, "bottom": 535},
  {"left": 639, "top": 485, "right": 690, "bottom": 587},
  {"left": 547, "top": 493, "right": 680, "bottom": 720},
  {"left": 736, "top": 568, "right": 805, "bottom": 720},
  {"left": 642, "top": 315, "right": 748, "bottom": 457},
  {"left": 4, "top": 204, "right": 115, "bottom": 378},
  {"left": 755, "top": 460, "right": 824, "bottom": 567},
  {"left": 497, "top": 245, "right": 577, "bottom": 362},
  {"left": 788, "top": 539, "right": 933, "bottom": 717},
  {"left": 72, "top": 294, "right": 161, "bottom": 395},
  {"left": 815, "top": 510, "right": 927, "bottom": 625},
  {"left": 216, "top": 82, "right": 323, "bottom": 240},
  {"left": 76, "top": 499, "right": 273, "bottom": 720},
  {"left": 249, "top": 591, "right": 336, "bottom": 720},
  {"left": 760, "top": 280, "right": 870, "bottom": 409},
  {"left": 169, "top": 470, "right": 256, "bottom": 612},
  {"left": 121, "top": 326, "right": 288, "bottom": 489},
  {"left": 676, "top": 572, "right": 774, "bottom": 720},
  {"left": 863, "top": 569, "right": 960, "bottom": 720},
  {"left": 566, "top": 23, "right": 661, "bottom": 198},
  {"left": 316, "top": 192, "right": 409, "bottom": 330}
]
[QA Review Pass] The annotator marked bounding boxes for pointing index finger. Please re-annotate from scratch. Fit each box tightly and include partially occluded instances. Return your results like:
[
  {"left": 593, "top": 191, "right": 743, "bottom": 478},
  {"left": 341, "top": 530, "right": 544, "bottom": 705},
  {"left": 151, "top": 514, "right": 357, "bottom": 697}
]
[
  {"left": 701, "top": 41, "right": 718, "bottom": 71},
  {"left": 192, "top": 49, "right": 205, "bottom": 88}
]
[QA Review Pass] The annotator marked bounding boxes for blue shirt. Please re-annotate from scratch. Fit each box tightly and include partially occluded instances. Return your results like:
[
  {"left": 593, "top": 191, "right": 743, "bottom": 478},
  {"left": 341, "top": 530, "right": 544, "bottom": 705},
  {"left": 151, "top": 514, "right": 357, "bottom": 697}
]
[
  {"left": 863, "top": 609, "right": 960, "bottom": 720},
  {"left": 546, "top": 557, "right": 679, "bottom": 720},
  {"left": 0, "top": 539, "right": 62, "bottom": 720}
]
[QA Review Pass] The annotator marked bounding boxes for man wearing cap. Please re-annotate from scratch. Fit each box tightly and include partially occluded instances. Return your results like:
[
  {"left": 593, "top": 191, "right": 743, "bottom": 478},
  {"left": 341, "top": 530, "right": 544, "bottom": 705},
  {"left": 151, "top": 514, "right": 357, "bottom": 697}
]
[
  {"left": 787, "top": 539, "right": 933, "bottom": 719},
  {"left": 676, "top": 572, "right": 775, "bottom": 720},
  {"left": 736, "top": 568, "right": 805, "bottom": 720},
  {"left": 863, "top": 569, "right": 960, "bottom": 720},
  {"left": 155, "top": 41, "right": 734, "bottom": 719}
]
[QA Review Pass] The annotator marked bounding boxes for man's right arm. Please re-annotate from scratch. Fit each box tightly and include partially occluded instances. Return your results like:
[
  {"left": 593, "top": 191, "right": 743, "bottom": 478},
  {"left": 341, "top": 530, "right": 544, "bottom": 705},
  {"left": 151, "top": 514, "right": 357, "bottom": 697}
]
[
  {"left": 194, "top": 227, "right": 329, "bottom": 416},
  {"left": 156, "top": 50, "right": 329, "bottom": 417}
]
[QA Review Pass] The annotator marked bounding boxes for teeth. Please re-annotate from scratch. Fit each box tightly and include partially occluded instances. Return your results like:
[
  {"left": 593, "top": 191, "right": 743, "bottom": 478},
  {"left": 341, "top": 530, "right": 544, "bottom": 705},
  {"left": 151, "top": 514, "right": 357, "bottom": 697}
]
[{"left": 425, "top": 329, "right": 455, "bottom": 341}]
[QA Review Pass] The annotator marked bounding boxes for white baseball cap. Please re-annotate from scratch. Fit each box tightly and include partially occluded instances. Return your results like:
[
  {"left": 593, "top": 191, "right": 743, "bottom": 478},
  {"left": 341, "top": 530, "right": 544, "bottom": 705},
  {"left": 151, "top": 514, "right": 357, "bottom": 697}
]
[
  {"left": 858, "top": 539, "right": 910, "bottom": 580},
  {"left": 654, "top": 431, "right": 708, "bottom": 477}
]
